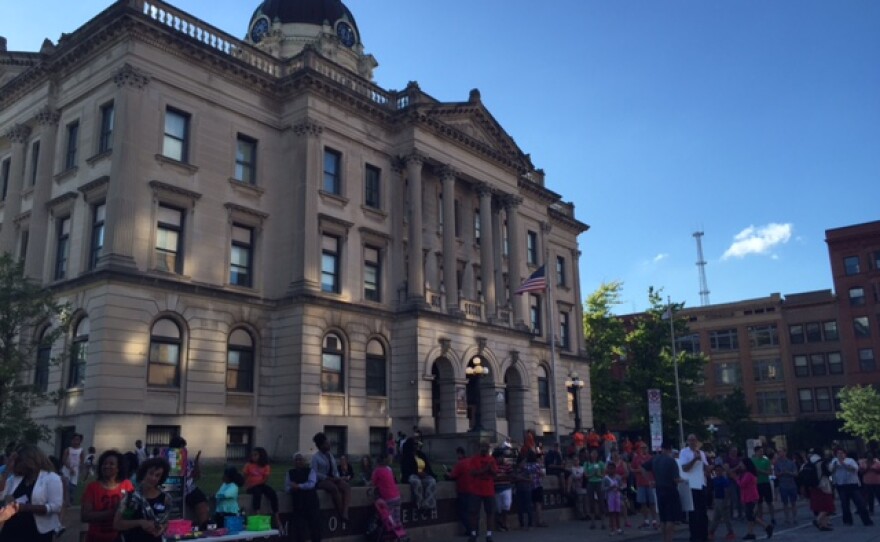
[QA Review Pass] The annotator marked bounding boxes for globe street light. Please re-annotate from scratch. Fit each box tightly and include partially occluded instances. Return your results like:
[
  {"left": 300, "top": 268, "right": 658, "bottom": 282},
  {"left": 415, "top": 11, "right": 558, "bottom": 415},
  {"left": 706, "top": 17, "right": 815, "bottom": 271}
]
[{"left": 565, "top": 372, "right": 585, "bottom": 432}]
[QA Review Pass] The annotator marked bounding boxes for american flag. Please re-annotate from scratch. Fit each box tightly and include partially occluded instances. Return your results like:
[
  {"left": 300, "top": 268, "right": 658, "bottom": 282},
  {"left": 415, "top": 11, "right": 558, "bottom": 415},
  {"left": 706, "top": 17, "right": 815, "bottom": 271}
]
[{"left": 515, "top": 265, "right": 547, "bottom": 294}]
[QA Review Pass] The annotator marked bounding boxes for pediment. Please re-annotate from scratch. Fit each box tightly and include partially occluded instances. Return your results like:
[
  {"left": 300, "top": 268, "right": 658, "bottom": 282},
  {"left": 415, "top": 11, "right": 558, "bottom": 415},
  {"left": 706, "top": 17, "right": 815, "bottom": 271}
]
[{"left": 418, "top": 102, "right": 534, "bottom": 173}]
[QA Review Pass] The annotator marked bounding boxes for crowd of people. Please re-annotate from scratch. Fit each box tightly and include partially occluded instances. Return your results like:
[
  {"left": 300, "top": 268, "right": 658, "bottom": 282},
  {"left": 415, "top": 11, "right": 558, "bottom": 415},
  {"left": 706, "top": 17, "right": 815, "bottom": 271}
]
[{"left": 0, "top": 427, "right": 878, "bottom": 542}]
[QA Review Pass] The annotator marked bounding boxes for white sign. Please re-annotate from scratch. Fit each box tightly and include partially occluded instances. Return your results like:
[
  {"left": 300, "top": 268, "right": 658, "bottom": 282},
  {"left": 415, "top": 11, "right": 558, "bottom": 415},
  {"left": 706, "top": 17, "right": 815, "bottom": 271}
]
[{"left": 648, "top": 388, "right": 663, "bottom": 452}]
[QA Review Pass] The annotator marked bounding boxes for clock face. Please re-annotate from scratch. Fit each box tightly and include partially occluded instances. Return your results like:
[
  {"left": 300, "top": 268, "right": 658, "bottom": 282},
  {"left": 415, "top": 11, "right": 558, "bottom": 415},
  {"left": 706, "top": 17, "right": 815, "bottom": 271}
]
[
  {"left": 250, "top": 17, "right": 269, "bottom": 43},
  {"left": 336, "top": 22, "right": 355, "bottom": 48}
]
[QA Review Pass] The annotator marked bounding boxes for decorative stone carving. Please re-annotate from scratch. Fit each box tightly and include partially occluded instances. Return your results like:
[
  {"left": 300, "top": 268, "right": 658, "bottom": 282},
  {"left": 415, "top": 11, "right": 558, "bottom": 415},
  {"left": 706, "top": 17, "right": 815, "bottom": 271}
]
[
  {"left": 292, "top": 119, "right": 323, "bottom": 137},
  {"left": 34, "top": 106, "right": 61, "bottom": 126},
  {"left": 113, "top": 63, "right": 151, "bottom": 89},
  {"left": 501, "top": 194, "right": 523, "bottom": 210},
  {"left": 438, "top": 165, "right": 457, "bottom": 181},
  {"left": 402, "top": 149, "right": 426, "bottom": 165},
  {"left": 474, "top": 182, "right": 493, "bottom": 198},
  {"left": 4, "top": 124, "right": 31, "bottom": 144}
]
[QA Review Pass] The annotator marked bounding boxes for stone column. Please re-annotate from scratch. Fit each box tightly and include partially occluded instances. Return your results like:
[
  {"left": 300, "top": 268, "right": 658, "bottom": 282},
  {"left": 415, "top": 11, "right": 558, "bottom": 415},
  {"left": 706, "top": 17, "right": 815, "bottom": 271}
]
[
  {"left": 572, "top": 248, "right": 584, "bottom": 353},
  {"left": 24, "top": 106, "right": 61, "bottom": 279},
  {"left": 0, "top": 124, "right": 31, "bottom": 255},
  {"left": 439, "top": 166, "right": 459, "bottom": 313},
  {"left": 491, "top": 197, "right": 505, "bottom": 312},
  {"left": 405, "top": 151, "right": 425, "bottom": 302},
  {"left": 476, "top": 183, "right": 497, "bottom": 320},
  {"left": 290, "top": 119, "right": 323, "bottom": 294},
  {"left": 98, "top": 63, "right": 151, "bottom": 271},
  {"left": 504, "top": 195, "right": 525, "bottom": 327}
]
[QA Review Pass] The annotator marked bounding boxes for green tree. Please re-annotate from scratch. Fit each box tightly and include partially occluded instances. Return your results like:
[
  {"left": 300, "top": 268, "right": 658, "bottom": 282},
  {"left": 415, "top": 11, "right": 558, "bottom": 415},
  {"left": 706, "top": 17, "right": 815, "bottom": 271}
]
[
  {"left": 622, "top": 287, "right": 708, "bottom": 443},
  {"left": 0, "top": 254, "right": 69, "bottom": 445},
  {"left": 715, "top": 387, "right": 758, "bottom": 449},
  {"left": 837, "top": 385, "right": 880, "bottom": 443},
  {"left": 583, "top": 281, "right": 627, "bottom": 427}
]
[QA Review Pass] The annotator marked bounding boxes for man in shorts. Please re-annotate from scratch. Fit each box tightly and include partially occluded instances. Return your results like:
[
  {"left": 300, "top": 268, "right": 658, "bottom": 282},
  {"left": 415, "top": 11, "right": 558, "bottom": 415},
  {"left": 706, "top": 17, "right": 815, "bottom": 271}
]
[
  {"left": 752, "top": 445, "right": 775, "bottom": 525},
  {"left": 630, "top": 442, "right": 658, "bottom": 529},
  {"left": 644, "top": 439, "right": 682, "bottom": 542},
  {"left": 772, "top": 448, "right": 798, "bottom": 525}
]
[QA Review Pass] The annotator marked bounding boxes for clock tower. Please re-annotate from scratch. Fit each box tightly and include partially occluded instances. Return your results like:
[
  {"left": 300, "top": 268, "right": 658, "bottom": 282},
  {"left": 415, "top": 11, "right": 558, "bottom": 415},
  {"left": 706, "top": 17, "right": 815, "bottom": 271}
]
[{"left": 246, "top": 0, "right": 377, "bottom": 79}]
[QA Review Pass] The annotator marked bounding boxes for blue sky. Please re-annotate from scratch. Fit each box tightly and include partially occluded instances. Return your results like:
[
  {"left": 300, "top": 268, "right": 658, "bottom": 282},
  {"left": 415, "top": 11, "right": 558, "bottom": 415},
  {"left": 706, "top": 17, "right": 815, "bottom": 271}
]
[{"left": 4, "top": 1, "right": 879, "bottom": 313}]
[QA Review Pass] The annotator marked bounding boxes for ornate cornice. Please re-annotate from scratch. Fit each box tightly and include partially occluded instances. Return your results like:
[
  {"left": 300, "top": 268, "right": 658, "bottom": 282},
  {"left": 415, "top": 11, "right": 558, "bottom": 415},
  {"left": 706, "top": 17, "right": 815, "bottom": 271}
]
[
  {"left": 113, "top": 63, "right": 150, "bottom": 89},
  {"left": 149, "top": 180, "right": 202, "bottom": 203},
  {"left": 548, "top": 206, "right": 589, "bottom": 234},
  {"left": 77, "top": 176, "right": 110, "bottom": 197},
  {"left": 34, "top": 106, "right": 61, "bottom": 127},
  {"left": 224, "top": 202, "right": 269, "bottom": 221},
  {"left": 4, "top": 124, "right": 32, "bottom": 144},
  {"left": 501, "top": 194, "right": 523, "bottom": 210},
  {"left": 292, "top": 119, "right": 323, "bottom": 137},
  {"left": 46, "top": 191, "right": 79, "bottom": 211},
  {"left": 518, "top": 176, "right": 559, "bottom": 205}
]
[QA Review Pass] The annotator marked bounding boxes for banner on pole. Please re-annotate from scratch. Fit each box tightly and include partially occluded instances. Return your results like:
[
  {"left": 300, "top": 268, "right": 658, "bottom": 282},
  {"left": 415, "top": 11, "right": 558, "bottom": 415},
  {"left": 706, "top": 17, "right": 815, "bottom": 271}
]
[{"left": 648, "top": 388, "right": 663, "bottom": 452}]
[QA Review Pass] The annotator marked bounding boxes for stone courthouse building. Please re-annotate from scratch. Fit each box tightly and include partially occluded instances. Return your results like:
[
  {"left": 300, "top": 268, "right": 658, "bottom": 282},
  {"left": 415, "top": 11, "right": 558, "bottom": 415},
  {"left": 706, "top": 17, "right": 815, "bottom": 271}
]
[{"left": 0, "top": 0, "right": 590, "bottom": 459}]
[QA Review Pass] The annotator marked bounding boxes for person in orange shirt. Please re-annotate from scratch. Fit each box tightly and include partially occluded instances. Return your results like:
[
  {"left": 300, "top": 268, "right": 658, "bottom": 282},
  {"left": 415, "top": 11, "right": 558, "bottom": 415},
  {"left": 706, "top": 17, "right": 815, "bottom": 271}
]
[
  {"left": 586, "top": 429, "right": 601, "bottom": 452},
  {"left": 243, "top": 447, "right": 280, "bottom": 528},
  {"left": 573, "top": 431, "right": 586, "bottom": 453}
]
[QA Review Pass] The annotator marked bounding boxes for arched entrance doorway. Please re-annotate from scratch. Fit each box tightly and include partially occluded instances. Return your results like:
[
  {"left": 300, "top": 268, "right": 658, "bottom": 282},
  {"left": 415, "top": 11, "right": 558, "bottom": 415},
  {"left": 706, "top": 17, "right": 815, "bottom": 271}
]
[
  {"left": 504, "top": 367, "right": 526, "bottom": 441},
  {"left": 430, "top": 357, "right": 457, "bottom": 434},
  {"left": 466, "top": 356, "right": 491, "bottom": 432}
]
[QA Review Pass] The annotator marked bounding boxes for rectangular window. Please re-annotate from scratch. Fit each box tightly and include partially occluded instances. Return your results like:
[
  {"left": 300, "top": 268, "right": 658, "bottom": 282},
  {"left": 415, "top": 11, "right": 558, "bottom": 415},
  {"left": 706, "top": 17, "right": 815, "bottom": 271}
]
[
  {"left": 560, "top": 311, "right": 570, "bottom": 349},
  {"left": 68, "top": 336, "right": 87, "bottom": 389},
  {"left": 34, "top": 342, "right": 51, "bottom": 393},
  {"left": 859, "top": 348, "right": 876, "bottom": 372},
  {"left": 473, "top": 209, "right": 481, "bottom": 244},
  {"left": 709, "top": 329, "right": 739, "bottom": 351},
  {"left": 677, "top": 334, "right": 701, "bottom": 355},
  {"left": 713, "top": 363, "right": 742, "bottom": 386},
  {"left": 227, "top": 224, "right": 253, "bottom": 287},
  {"left": 323, "top": 148, "right": 341, "bottom": 194},
  {"left": 827, "top": 352, "right": 843, "bottom": 375},
  {"left": 364, "top": 164, "right": 381, "bottom": 208},
  {"left": 29, "top": 140, "right": 40, "bottom": 185},
  {"left": 789, "top": 324, "right": 804, "bottom": 345},
  {"left": 756, "top": 390, "right": 788, "bottom": 415},
  {"left": 369, "top": 428, "right": 387, "bottom": 460},
  {"left": 364, "top": 245, "right": 380, "bottom": 302},
  {"left": 537, "top": 369, "right": 550, "bottom": 409},
  {"left": 321, "top": 234, "right": 340, "bottom": 293},
  {"left": 155, "top": 204, "right": 184, "bottom": 273},
  {"left": 54, "top": 216, "right": 71, "bottom": 280},
  {"left": 226, "top": 427, "right": 252, "bottom": 462},
  {"left": 798, "top": 388, "right": 814, "bottom": 413},
  {"left": 365, "top": 353, "right": 386, "bottom": 397},
  {"left": 99, "top": 102, "right": 115, "bottom": 153},
  {"left": 234, "top": 135, "right": 257, "bottom": 184},
  {"left": 89, "top": 202, "right": 106, "bottom": 270},
  {"left": 844, "top": 255, "right": 860, "bottom": 276},
  {"left": 823, "top": 321, "right": 839, "bottom": 341},
  {"left": 502, "top": 220, "right": 509, "bottom": 256},
  {"left": 793, "top": 355, "right": 809, "bottom": 377},
  {"left": 323, "top": 425, "right": 347, "bottom": 457},
  {"left": 1, "top": 157, "right": 10, "bottom": 201},
  {"left": 753, "top": 359, "right": 782, "bottom": 382},
  {"left": 854, "top": 316, "right": 871, "bottom": 338},
  {"left": 19, "top": 230, "right": 28, "bottom": 262},
  {"left": 527, "top": 230, "right": 538, "bottom": 265},
  {"left": 810, "top": 353, "right": 827, "bottom": 376},
  {"left": 145, "top": 425, "right": 180, "bottom": 450},
  {"left": 65, "top": 121, "right": 79, "bottom": 170},
  {"left": 805, "top": 322, "right": 822, "bottom": 343},
  {"left": 849, "top": 287, "right": 866, "bottom": 306},
  {"left": 556, "top": 256, "right": 566, "bottom": 287},
  {"left": 815, "top": 388, "right": 832, "bottom": 412},
  {"left": 530, "top": 294, "right": 542, "bottom": 335},
  {"left": 162, "top": 108, "right": 190, "bottom": 162},
  {"left": 748, "top": 324, "right": 778, "bottom": 348}
]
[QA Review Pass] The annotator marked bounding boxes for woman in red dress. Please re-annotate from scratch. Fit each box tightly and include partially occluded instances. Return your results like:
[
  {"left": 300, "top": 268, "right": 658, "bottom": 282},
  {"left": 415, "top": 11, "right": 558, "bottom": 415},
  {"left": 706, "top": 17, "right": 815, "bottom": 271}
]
[{"left": 82, "top": 450, "right": 135, "bottom": 542}]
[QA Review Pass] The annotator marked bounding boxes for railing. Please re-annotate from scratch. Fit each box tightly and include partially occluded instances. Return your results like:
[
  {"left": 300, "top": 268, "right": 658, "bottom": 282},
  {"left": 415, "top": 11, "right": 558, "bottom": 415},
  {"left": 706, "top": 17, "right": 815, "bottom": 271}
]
[
  {"left": 464, "top": 301, "right": 483, "bottom": 320},
  {"left": 132, "top": 0, "right": 412, "bottom": 109}
]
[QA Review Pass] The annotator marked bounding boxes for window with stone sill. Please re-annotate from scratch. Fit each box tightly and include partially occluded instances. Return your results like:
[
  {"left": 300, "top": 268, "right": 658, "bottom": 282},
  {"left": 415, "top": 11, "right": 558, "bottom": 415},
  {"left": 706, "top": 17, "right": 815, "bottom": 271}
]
[
  {"left": 322, "top": 333, "right": 344, "bottom": 393},
  {"left": 793, "top": 355, "right": 809, "bottom": 377},
  {"left": 844, "top": 255, "right": 860, "bottom": 276},
  {"left": 323, "top": 148, "right": 342, "bottom": 195},
  {"left": 234, "top": 135, "right": 257, "bottom": 185},
  {"left": 65, "top": 120, "right": 79, "bottom": 171},
  {"left": 849, "top": 287, "right": 866, "bottom": 307},
  {"left": 854, "top": 316, "right": 871, "bottom": 338},
  {"left": 162, "top": 108, "right": 190, "bottom": 163},
  {"left": 99, "top": 102, "right": 115, "bottom": 153},
  {"left": 823, "top": 321, "right": 839, "bottom": 341},
  {"left": 68, "top": 317, "right": 89, "bottom": 389},
  {"left": 364, "top": 164, "right": 381, "bottom": 209},
  {"left": 148, "top": 318, "right": 182, "bottom": 388},
  {"left": 227, "top": 328, "right": 254, "bottom": 393},
  {"left": 798, "top": 388, "right": 814, "bottom": 413},
  {"left": 54, "top": 216, "right": 71, "bottom": 280}
]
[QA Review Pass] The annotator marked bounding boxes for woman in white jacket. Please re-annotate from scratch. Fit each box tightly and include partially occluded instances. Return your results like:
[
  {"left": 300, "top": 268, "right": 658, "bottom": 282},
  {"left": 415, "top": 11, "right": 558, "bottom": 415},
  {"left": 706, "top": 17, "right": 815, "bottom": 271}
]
[{"left": 0, "top": 445, "right": 64, "bottom": 541}]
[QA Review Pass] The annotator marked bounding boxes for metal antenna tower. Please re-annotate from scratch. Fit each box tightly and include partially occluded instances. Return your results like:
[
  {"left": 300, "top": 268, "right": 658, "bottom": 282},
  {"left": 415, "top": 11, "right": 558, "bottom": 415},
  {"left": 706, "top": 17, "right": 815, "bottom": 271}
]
[{"left": 693, "top": 231, "right": 710, "bottom": 306}]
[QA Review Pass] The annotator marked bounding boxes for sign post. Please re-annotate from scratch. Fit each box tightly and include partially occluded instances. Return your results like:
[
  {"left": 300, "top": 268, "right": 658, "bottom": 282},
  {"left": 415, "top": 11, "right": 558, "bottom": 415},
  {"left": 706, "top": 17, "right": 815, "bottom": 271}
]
[{"left": 648, "top": 388, "right": 663, "bottom": 452}]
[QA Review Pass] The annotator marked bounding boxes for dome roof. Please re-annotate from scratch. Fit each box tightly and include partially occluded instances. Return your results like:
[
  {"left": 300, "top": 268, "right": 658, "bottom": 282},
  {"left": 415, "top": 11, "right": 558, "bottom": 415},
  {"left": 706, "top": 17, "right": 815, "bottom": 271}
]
[{"left": 250, "top": 0, "right": 359, "bottom": 34}]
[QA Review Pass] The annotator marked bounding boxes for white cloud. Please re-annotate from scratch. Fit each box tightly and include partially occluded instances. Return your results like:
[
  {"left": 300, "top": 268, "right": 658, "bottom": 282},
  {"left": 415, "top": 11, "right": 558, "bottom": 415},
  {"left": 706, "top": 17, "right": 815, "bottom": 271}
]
[
  {"left": 722, "top": 223, "right": 793, "bottom": 260},
  {"left": 653, "top": 253, "right": 669, "bottom": 263}
]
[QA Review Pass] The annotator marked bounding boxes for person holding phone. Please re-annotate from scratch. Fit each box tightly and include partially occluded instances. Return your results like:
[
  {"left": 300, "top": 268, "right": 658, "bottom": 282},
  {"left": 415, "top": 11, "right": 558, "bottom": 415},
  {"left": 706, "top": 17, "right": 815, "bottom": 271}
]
[{"left": 0, "top": 445, "right": 64, "bottom": 542}]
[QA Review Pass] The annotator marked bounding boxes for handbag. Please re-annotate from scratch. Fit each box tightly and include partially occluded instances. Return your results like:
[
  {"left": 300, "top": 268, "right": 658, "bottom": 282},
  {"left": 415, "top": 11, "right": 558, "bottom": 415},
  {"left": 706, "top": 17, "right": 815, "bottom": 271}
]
[{"left": 818, "top": 476, "right": 832, "bottom": 494}]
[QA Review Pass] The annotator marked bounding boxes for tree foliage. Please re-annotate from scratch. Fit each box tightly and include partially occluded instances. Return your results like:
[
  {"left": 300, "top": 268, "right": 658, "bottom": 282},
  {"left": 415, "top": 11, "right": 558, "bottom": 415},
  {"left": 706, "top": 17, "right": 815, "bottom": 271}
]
[
  {"left": 714, "top": 387, "right": 758, "bottom": 448},
  {"left": 837, "top": 385, "right": 880, "bottom": 443},
  {"left": 583, "top": 284, "right": 709, "bottom": 445},
  {"left": 0, "top": 254, "right": 69, "bottom": 445}
]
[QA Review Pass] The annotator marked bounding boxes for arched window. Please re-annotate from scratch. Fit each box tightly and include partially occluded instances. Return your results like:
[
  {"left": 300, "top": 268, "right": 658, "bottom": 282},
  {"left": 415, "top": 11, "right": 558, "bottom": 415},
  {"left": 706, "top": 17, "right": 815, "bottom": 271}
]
[
  {"left": 227, "top": 328, "right": 254, "bottom": 392},
  {"left": 35, "top": 327, "right": 52, "bottom": 392},
  {"left": 68, "top": 318, "right": 89, "bottom": 389},
  {"left": 322, "top": 333, "right": 344, "bottom": 393},
  {"left": 365, "top": 339, "right": 386, "bottom": 397},
  {"left": 537, "top": 365, "right": 550, "bottom": 409},
  {"left": 148, "top": 318, "right": 181, "bottom": 387}
]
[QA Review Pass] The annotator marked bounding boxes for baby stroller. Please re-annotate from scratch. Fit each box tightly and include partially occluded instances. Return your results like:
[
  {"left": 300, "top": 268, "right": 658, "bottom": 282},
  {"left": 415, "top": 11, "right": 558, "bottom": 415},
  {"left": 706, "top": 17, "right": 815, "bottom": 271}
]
[{"left": 365, "top": 498, "right": 409, "bottom": 542}]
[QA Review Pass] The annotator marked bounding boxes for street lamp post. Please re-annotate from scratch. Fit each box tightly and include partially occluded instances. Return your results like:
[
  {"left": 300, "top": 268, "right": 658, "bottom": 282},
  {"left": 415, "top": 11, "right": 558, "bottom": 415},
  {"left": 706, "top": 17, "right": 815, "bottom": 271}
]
[
  {"left": 466, "top": 357, "right": 490, "bottom": 431},
  {"left": 565, "top": 372, "right": 585, "bottom": 432}
]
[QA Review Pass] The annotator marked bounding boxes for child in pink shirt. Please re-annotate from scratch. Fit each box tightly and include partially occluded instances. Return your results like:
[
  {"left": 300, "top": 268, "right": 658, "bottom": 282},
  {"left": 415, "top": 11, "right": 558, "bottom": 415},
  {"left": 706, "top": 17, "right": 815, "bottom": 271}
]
[
  {"left": 370, "top": 453, "right": 401, "bottom": 527},
  {"left": 737, "top": 458, "right": 772, "bottom": 540}
]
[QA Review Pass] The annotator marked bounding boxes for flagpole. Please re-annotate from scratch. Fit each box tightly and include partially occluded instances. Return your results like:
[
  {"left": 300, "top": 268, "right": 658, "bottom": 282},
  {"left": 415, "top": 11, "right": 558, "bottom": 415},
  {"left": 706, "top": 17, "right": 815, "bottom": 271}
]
[{"left": 549, "top": 259, "right": 560, "bottom": 447}]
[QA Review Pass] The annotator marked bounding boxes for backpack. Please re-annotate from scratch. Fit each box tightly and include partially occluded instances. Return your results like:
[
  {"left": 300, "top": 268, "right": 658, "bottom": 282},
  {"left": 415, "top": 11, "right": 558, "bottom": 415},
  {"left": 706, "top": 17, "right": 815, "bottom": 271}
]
[{"left": 797, "top": 462, "right": 819, "bottom": 488}]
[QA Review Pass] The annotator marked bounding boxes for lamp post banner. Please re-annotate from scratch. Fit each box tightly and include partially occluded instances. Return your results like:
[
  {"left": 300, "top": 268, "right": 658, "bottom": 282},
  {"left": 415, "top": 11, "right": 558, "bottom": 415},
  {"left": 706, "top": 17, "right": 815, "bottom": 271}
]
[{"left": 648, "top": 388, "right": 663, "bottom": 452}]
